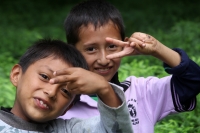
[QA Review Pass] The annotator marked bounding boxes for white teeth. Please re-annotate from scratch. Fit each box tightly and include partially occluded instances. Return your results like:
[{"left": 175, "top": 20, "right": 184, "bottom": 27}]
[
  {"left": 39, "top": 100, "right": 49, "bottom": 108},
  {"left": 97, "top": 68, "right": 109, "bottom": 71},
  {"left": 40, "top": 100, "right": 43, "bottom": 105}
]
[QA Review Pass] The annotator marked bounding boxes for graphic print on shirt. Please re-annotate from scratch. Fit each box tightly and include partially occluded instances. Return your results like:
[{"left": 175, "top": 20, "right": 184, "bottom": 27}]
[
  {"left": 127, "top": 99, "right": 139, "bottom": 125},
  {"left": 120, "top": 80, "right": 139, "bottom": 125}
]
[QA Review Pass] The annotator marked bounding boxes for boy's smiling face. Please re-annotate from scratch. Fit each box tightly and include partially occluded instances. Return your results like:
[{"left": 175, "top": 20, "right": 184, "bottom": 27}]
[
  {"left": 75, "top": 21, "right": 122, "bottom": 81},
  {"left": 10, "top": 56, "right": 75, "bottom": 122}
]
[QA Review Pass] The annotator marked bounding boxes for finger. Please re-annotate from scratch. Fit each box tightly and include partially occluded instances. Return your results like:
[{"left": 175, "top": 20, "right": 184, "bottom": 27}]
[
  {"left": 106, "top": 52, "right": 124, "bottom": 59},
  {"left": 53, "top": 68, "right": 76, "bottom": 76},
  {"left": 106, "top": 48, "right": 134, "bottom": 59},
  {"left": 132, "top": 32, "right": 153, "bottom": 43},
  {"left": 68, "top": 85, "right": 87, "bottom": 95},
  {"left": 67, "top": 81, "right": 81, "bottom": 91},
  {"left": 129, "top": 37, "right": 146, "bottom": 47},
  {"left": 68, "top": 88, "right": 80, "bottom": 94},
  {"left": 49, "top": 75, "right": 72, "bottom": 84},
  {"left": 106, "top": 37, "right": 129, "bottom": 47}
]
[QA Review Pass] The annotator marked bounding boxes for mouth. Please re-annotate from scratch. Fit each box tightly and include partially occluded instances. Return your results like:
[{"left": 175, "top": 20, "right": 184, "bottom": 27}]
[
  {"left": 94, "top": 67, "right": 112, "bottom": 74},
  {"left": 34, "top": 98, "right": 50, "bottom": 110}
]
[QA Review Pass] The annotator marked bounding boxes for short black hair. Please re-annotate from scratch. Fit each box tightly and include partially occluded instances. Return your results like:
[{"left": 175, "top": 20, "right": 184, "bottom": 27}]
[
  {"left": 19, "top": 38, "right": 88, "bottom": 72},
  {"left": 64, "top": 0, "right": 125, "bottom": 45}
]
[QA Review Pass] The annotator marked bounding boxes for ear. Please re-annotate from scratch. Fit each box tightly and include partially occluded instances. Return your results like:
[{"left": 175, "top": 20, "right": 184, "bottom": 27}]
[
  {"left": 124, "top": 37, "right": 129, "bottom": 42},
  {"left": 61, "top": 103, "right": 74, "bottom": 116},
  {"left": 10, "top": 64, "right": 22, "bottom": 87}
]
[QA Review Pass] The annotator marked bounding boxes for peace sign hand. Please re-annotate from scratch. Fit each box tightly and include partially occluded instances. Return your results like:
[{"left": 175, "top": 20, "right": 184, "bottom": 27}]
[{"left": 106, "top": 32, "right": 161, "bottom": 59}]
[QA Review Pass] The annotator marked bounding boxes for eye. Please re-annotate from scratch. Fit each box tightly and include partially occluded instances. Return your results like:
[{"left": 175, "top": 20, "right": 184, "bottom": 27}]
[
  {"left": 61, "top": 88, "right": 72, "bottom": 98},
  {"left": 108, "top": 44, "right": 118, "bottom": 50},
  {"left": 85, "top": 47, "right": 97, "bottom": 53},
  {"left": 39, "top": 74, "right": 49, "bottom": 81}
]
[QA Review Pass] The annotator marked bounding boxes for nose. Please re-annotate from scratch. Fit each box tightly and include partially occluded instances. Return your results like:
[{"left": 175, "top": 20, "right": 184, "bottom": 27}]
[
  {"left": 97, "top": 50, "right": 110, "bottom": 66},
  {"left": 43, "top": 85, "right": 58, "bottom": 100}
]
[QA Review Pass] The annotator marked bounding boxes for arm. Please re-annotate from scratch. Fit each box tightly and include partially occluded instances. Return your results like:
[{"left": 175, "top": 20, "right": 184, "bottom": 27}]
[
  {"left": 106, "top": 32, "right": 200, "bottom": 104},
  {"left": 106, "top": 32, "right": 200, "bottom": 115},
  {"left": 97, "top": 83, "right": 133, "bottom": 133},
  {"left": 164, "top": 48, "right": 200, "bottom": 111},
  {"left": 106, "top": 32, "right": 181, "bottom": 67},
  {"left": 95, "top": 79, "right": 122, "bottom": 108},
  {"left": 49, "top": 68, "right": 133, "bottom": 132},
  {"left": 50, "top": 83, "right": 133, "bottom": 133},
  {"left": 50, "top": 67, "right": 121, "bottom": 107}
]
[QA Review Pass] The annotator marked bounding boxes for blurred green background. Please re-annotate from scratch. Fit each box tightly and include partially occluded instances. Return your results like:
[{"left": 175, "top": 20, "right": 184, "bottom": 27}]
[{"left": 0, "top": 0, "right": 200, "bottom": 132}]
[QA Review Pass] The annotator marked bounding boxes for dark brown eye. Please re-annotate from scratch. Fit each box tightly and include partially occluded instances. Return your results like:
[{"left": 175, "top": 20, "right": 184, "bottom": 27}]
[
  {"left": 40, "top": 74, "right": 49, "bottom": 80},
  {"left": 108, "top": 44, "right": 117, "bottom": 50},
  {"left": 61, "top": 88, "right": 72, "bottom": 98}
]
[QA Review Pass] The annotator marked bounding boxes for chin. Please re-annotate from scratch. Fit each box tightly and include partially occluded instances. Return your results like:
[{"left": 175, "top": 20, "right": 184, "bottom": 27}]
[
  {"left": 32, "top": 117, "right": 50, "bottom": 123},
  {"left": 105, "top": 77, "right": 112, "bottom": 82},
  {"left": 29, "top": 114, "right": 50, "bottom": 123}
]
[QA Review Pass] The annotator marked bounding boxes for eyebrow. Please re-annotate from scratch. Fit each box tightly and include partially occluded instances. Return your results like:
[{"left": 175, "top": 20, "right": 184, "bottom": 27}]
[
  {"left": 39, "top": 65, "right": 54, "bottom": 73},
  {"left": 83, "top": 41, "right": 98, "bottom": 46}
]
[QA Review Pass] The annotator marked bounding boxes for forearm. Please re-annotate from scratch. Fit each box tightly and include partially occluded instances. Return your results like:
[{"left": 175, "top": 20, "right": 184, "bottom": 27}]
[
  {"left": 153, "top": 43, "right": 181, "bottom": 67},
  {"left": 164, "top": 48, "right": 200, "bottom": 103},
  {"left": 98, "top": 83, "right": 133, "bottom": 133},
  {"left": 64, "top": 83, "right": 133, "bottom": 133},
  {"left": 97, "top": 83, "right": 122, "bottom": 108}
]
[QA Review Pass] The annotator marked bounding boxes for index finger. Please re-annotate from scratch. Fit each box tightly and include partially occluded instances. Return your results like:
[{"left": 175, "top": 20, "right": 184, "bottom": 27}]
[
  {"left": 106, "top": 37, "right": 129, "bottom": 46},
  {"left": 49, "top": 68, "right": 77, "bottom": 84},
  {"left": 53, "top": 67, "right": 76, "bottom": 76}
]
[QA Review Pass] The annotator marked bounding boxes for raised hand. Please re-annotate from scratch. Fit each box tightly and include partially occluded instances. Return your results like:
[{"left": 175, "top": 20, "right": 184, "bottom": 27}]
[
  {"left": 128, "top": 32, "right": 161, "bottom": 55},
  {"left": 106, "top": 32, "right": 162, "bottom": 59},
  {"left": 49, "top": 67, "right": 109, "bottom": 95},
  {"left": 49, "top": 67, "right": 121, "bottom": 107}
]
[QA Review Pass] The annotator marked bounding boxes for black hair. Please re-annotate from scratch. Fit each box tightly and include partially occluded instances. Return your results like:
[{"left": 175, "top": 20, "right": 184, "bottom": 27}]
[
  {"left": 19, "top": 39, "right": 88, "bottom": 72},
  {"left": 18, "top": 38, "right": 88, "bottom": 103},
  {"left": 64, "top": 0, "right": 125, "bottom": 45}
]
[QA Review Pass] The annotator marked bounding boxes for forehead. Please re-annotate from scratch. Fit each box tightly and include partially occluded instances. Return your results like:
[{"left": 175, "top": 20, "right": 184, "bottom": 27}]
[
  {"left": 29, "top": 56, "right": 71, "bottom": 72},
  {"left": 77, "top": 21, "right": 121, "bottom": 45},
  {"left": 79, "top": 21, "right": 120, "bottom": 35}
]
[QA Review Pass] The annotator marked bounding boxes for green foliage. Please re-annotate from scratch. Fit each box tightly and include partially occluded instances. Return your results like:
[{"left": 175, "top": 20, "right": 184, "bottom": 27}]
[
  {"left": 0, "top": 52, "right": 17, "bottom": 107},
  {"left": 119, "top": 59, "right": 168, "bottom": 81},
  {"left": 152, "top": 21, "right": 200, "bottom": 58},
  {"left": 0, "top": 28, "right": 43, "bottom": 59},
  {"left": 155, "top": 95, "right": 200, "bottom": 133},
  {"left": 0, "top": 0, "right": 200, "bottom": 132}
]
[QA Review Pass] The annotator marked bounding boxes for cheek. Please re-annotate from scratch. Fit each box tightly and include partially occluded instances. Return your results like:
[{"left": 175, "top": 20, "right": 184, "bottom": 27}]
[
  {"left": 82, "top": 54, "right": 97, "bottom": 67},
  {"left": 113, "top": 58, "right": 121, "bottom": 69},
  {"left": 56, "top": 97, "right": 72, "bottom": 114}
]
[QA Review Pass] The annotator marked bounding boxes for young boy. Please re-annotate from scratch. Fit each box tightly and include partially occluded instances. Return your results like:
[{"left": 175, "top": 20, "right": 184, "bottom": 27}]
[
  {"left": 0, "top": 39, "right": 133, "bottom": 132},
  {"left": 60, "top": 0, "right": 200, "bottom": 132}
]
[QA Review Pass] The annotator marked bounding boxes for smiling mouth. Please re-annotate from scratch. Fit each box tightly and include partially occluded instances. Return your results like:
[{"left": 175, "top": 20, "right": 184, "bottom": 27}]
[
  {"left": 95, "top": 67, "right": 111, "bottom": 73},
  {"left": 35, "top": 98, "right": 50, "bottom": 110}
]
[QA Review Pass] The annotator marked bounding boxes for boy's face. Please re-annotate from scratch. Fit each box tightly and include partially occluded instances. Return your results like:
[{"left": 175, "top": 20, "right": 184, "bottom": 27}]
[
  {"left": 75, "top": 21, "right": 122, "bottom": 81},
  {"left": 10, "top": 56, "right": 75, "bottom": 122}
]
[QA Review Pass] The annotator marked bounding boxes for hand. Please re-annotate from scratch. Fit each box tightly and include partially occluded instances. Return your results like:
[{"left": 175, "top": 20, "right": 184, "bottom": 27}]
[
  {"left": 49, "top": 67, "right": 110, "bottom": 95},
  {"left": 106, "top": 32, "right": 161, "bottom": 59},
  {"left": 49, "top": 67, "right": 122, "bottom": 107},
  {"left": 128, "top": 32, "right": 161, "bottom": 55}
]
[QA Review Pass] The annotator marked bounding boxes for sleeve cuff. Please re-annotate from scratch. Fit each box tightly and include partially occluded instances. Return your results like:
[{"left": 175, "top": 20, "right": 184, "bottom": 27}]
[{"left": 163, "top": 48, "right": 190, "bottom": 75}]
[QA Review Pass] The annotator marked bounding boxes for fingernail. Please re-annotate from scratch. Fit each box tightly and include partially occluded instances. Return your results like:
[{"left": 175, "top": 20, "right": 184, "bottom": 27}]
[
  {"left": 49, "top": 79, "right": 54, "bottom": 84},
  {"left": 130, "top": 42, "right": 134, "bottom": 46},
  {"left": 53, "top": 71, "right": 56, "bottom": 76}
]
